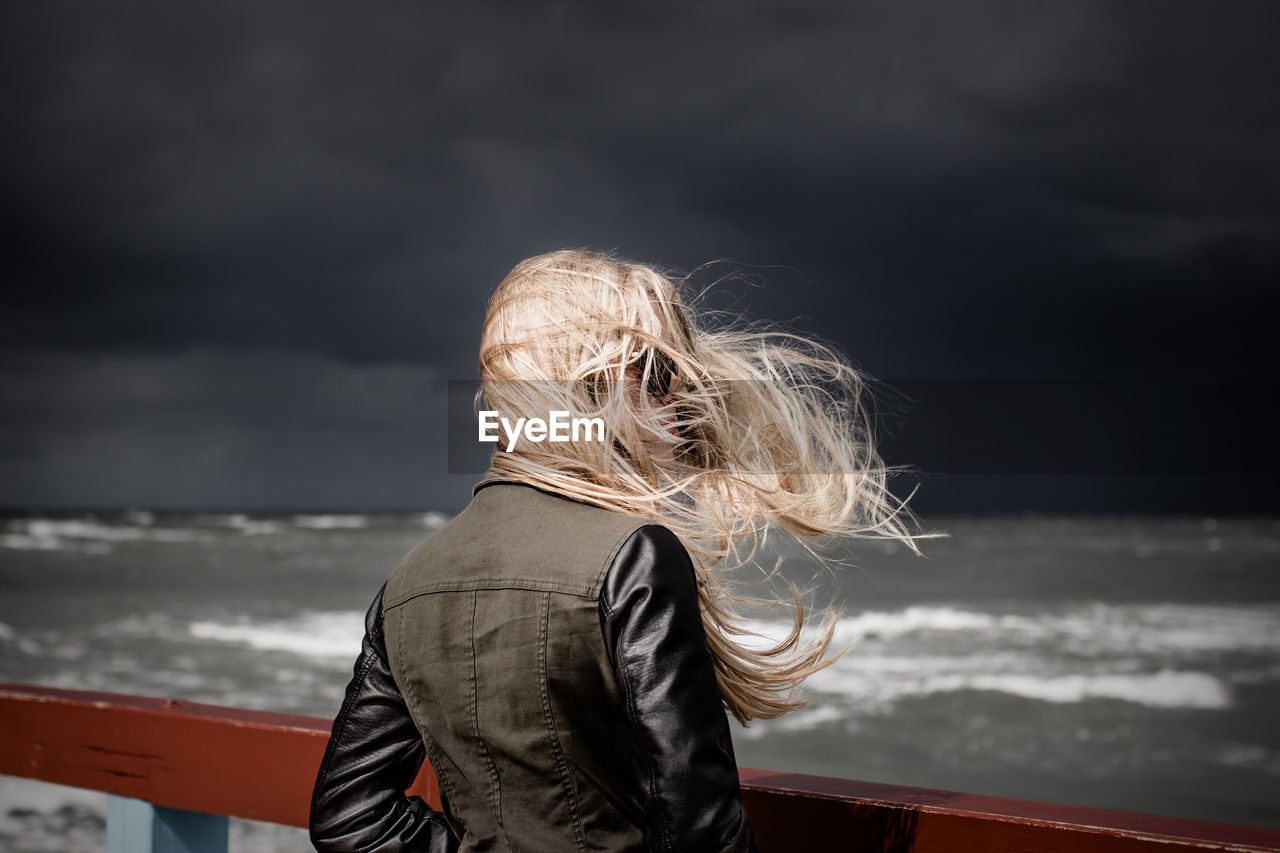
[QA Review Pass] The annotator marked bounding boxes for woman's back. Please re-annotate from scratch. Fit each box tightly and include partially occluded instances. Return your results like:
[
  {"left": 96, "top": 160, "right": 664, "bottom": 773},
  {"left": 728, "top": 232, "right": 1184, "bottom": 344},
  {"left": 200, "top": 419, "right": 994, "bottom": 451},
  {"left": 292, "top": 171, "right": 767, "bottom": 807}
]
[{"left": 382, "top": 479, "right": 754, "bottom": 852}]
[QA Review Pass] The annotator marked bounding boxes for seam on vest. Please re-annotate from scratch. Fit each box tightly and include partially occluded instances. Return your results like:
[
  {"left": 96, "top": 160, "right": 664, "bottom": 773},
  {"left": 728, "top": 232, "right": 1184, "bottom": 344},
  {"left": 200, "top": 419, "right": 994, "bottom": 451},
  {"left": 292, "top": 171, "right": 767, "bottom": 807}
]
[
  {"left": 538, "top": 590, "right": 588, "bottom": 853},
  {"left": 391, "top": 606, "right": 462, "bottom": 834},
  {"left": 385, "top": 577, "right": 598, "bottom": 607},
  {"left": 468, "top": 590, "right": 509, "bottom": 851}
]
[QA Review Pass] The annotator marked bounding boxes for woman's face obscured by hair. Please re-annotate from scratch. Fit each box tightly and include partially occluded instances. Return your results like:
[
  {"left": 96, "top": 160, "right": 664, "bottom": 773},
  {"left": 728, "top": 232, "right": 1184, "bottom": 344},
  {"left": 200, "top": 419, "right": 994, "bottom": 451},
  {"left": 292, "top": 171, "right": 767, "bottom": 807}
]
[{"left": 625, "top": 333, "right": 687, "bottom": 469}]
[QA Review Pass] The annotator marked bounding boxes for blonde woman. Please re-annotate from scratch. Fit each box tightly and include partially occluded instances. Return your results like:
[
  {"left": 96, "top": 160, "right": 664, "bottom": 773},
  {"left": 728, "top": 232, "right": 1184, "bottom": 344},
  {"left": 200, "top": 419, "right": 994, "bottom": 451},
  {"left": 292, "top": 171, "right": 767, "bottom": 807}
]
[{"left": 310, "top": 250, "right": 921, "bottom": 852}]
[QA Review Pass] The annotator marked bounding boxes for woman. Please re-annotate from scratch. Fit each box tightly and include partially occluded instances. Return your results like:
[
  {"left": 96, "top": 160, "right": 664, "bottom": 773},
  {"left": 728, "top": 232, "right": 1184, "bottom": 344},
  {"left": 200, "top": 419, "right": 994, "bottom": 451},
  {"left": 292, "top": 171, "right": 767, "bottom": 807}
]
[{"left": 310, "top": 250, "right": 921, "bottom": 852}]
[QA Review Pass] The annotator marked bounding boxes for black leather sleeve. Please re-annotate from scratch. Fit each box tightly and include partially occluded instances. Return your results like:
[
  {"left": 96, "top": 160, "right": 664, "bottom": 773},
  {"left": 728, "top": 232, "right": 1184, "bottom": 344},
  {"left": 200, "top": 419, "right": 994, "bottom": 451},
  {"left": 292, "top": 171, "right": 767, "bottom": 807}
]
[
  {"left": 310, "top": 583, "right": 459, "bottom": 853},
  {"left": 600, "top": 525, "right": 761, "bottom": 853}
]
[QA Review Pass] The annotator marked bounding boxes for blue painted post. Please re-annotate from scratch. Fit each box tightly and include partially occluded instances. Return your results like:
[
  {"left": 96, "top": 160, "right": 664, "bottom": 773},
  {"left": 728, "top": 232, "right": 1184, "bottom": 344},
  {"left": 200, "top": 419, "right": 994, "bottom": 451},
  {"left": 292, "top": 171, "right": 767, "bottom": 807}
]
[{"left": 107, "top": 795, "right": 229, "bottom": 853}]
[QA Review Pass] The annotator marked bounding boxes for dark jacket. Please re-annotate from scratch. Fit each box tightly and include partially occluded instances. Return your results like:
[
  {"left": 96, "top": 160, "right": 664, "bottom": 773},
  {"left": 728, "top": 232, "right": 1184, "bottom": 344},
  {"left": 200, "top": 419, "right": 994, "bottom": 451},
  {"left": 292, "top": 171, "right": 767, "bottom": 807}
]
[{"left": 310, "top": 479, "right": 760, "bottom": 853}]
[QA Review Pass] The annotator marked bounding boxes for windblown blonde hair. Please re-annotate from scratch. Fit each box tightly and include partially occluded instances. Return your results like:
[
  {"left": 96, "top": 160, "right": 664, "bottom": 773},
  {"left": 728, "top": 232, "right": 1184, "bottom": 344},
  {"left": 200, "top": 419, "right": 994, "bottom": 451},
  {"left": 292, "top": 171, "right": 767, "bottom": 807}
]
[{"left": 478, "top": 249, "right": 923, "bottom": 724}]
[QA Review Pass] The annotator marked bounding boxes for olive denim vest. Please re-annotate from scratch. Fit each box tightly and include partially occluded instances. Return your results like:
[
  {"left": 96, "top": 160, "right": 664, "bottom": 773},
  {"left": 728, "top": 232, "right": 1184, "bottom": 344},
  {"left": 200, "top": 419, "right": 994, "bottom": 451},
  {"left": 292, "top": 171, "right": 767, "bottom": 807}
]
[{"left": 383, "top": 482, "right": 651, "bottom": 852}]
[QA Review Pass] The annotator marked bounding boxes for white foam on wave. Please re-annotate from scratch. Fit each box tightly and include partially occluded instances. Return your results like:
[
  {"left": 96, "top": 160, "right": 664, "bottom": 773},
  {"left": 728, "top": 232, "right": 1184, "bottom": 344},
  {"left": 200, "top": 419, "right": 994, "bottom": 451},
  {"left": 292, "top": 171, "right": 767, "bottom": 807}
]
[
  {"left": 1216, "top": 744, "right": 1280, "bottom": 775},
  {"left": 744, "top": 601, "right": 1280, "bottom": 656},
  {"left": 734, "top": 607, "right": 1015, "bottom": 651},
  {"left": 837, "top": 606, "right": 1000, "bottom": 639},
  {"left": 1026, "top": 603, "right": 1280, "bottom": 656},
  {"left": 218, "top": 513, "right": 283, "bottom": 535},
  {"left": 730, "top": 600, "right": 1277, "bottom": 722},
  {"left": 189, "top": 611, "right": 365, "bottom": 659},
  {"left": 768, "top": 704, "right": 848, "bottom": 732},
  {"left": 94, "top": 613, "right": 191, "bottom": 644},
  {"left": 963, "top": 670, "right": 1230, "bottom": 709},
  {"left": 0, "top": 621, "right": 45, "bottom": 657},
  {"left": 25, "top": 519, "right": 205, "bottom": 542},
  {"left": 124, "top": 510, "right": 155, "bottom": 526},
  {"left": 0, "top": 621, "right": 88, "bottom": 658},
  {"left": 1, "top": 518, "right": 209, "bottom": 552},
  {"left": 797, "top": 656, "right": 1233, "bottom": 720},
  {"left": 292, "top": 514, "right": 369, "bottom": 530}
]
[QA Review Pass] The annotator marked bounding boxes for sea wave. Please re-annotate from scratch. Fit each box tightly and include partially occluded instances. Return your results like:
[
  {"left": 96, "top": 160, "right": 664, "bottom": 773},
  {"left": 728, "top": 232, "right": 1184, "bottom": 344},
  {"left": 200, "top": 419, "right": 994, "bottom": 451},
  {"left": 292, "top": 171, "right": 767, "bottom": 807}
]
[
  {"left": 215, "top": 513, "right": 283, "bottom": 535},
  {"left": 0, "top": 518, "right": 209, "bottom": 552},
  {"left": 951, "top": 670, "right": 1230, "bottom": 709},
  {"left": 795, "top": 660, "right": 1235, "bottom": 721},
  {"left": 738, "top": 665, "right": 1236, "bottom": 740},
  {"left": 741, "top": 602, "right": 1280, "bottom": 656},
  {"left": 731, "top": 602, "right": 1280, "bottom": 717},
  {"left": 291, "top": 514, "right": 369, "bottom": 530},
  {"left": 188, "top": 611, "right": 364, "bottom": 659},
  {"left": 836, "top": 606, "right": 998, "bottom": 638}
]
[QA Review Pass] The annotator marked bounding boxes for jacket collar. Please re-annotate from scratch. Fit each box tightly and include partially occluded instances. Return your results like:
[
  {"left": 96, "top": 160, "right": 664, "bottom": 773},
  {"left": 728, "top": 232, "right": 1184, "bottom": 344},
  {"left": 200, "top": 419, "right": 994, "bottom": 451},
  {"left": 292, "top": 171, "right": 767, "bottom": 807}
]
[
  {"left": 470, "top": 470, "right": 611, "bottom": 513},
  {"left": 471, "top": 469, "right": 523, "bottom": 497}
]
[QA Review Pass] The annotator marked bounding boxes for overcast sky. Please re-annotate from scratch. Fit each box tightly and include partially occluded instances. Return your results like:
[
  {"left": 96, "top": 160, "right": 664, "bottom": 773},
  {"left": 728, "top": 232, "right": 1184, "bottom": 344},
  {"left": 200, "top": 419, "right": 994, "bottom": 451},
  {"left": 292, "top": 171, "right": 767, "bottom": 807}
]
[{"left": 2, "top": 1, "right": 1276, "bottom": 512}]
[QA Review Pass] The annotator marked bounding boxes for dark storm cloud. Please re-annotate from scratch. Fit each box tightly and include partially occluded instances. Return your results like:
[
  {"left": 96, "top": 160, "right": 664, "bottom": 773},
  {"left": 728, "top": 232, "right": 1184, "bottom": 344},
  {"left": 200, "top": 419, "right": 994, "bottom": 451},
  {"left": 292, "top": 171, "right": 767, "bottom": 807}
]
[
  {"left": 2, "top": 1, "right": 1277, "bottom": 508},
  {"left": 0, "top": 348, "right": 458, "bottom": 509}
]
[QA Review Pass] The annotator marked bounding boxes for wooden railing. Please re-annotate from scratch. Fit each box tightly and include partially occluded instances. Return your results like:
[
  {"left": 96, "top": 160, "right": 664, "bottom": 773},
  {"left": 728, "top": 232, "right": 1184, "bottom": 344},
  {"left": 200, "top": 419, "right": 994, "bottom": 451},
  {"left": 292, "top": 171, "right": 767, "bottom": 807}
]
[{"left": 2, "top": 682, "right": 1278, "bottom": 852}]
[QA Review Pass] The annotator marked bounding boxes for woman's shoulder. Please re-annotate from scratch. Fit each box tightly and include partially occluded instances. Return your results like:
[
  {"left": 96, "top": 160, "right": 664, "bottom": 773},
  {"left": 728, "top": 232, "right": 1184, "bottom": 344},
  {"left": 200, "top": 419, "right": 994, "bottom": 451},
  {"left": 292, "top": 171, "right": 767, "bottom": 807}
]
[
  {"left": 385, "top": 480, "right": 666, "bottom": 604},
  {"left": 601, "top": 523, "right": 696, "bottom": 599}
]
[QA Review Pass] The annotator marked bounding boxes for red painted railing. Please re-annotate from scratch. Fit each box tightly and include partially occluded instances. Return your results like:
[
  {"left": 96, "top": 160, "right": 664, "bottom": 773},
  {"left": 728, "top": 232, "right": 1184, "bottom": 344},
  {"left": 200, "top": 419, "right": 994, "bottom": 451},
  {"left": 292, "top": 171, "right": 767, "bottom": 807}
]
[{"left": 2, "top": 682, "right": 1278, "bottom": 852}]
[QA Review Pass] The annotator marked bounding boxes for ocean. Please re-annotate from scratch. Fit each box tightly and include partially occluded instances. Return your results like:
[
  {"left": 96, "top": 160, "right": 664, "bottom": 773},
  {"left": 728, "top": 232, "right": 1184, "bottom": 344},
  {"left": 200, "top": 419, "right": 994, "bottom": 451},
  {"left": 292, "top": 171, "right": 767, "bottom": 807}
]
[{"left": 1, "top": 510, "right": 1278, "bottom": 851}]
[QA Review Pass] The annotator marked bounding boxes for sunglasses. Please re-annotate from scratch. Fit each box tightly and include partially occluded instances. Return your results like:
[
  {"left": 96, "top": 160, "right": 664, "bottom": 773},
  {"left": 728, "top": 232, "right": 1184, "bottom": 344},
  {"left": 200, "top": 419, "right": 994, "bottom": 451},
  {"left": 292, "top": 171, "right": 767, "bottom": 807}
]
[{"left": 641, "top": 348, "right": 680, "bottom": 400}]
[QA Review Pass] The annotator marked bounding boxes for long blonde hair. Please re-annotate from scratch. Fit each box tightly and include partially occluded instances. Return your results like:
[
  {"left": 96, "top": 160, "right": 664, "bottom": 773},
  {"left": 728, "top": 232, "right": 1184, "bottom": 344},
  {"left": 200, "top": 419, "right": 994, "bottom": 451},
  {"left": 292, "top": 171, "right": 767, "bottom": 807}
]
[{"left": 478, "top": 249, "right": 923, "bottom": 724}]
